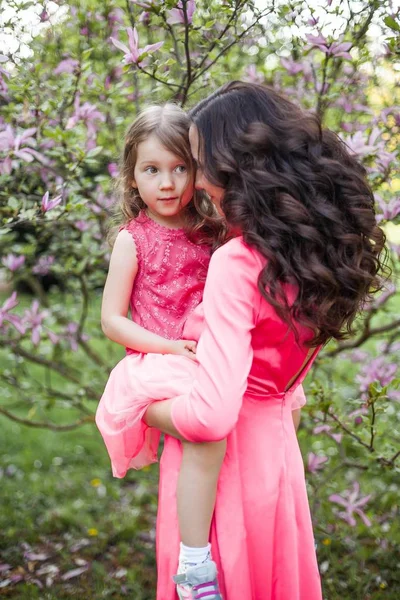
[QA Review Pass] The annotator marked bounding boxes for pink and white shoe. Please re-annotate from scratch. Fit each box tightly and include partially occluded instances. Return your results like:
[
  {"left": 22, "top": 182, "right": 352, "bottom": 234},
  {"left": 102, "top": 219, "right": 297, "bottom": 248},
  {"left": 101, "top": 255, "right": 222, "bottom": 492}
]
[{"left": 173, "top": 560, "right": 223, "bottom": 599}]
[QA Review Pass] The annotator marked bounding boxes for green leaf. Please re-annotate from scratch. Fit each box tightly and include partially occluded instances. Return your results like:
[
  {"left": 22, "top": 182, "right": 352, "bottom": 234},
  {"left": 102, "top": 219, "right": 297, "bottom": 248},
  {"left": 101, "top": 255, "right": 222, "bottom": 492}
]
[{"left": 384, "top": 16, "right": 400, "bottom": 32}]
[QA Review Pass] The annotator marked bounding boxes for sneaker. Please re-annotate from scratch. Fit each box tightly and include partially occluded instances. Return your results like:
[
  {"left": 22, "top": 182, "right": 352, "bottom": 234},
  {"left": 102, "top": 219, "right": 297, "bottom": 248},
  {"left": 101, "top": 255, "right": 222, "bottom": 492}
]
[{"left": 173, "top": 560, "right": 223, "bottom": 599}]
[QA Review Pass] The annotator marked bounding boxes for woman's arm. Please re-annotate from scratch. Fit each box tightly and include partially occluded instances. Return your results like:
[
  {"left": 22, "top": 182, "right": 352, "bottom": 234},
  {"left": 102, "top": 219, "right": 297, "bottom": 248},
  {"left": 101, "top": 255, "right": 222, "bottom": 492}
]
[
  {"left": 145, "top": 239, "right": 257, "bottom": 442},
  {"left": 101, "top": 230, "right": 195, "bottom": 357}
]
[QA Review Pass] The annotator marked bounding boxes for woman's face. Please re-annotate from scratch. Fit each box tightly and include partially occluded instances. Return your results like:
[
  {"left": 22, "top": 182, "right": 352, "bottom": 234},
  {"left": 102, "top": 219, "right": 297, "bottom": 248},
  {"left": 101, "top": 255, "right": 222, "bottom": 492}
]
[{"left": 189, "top": 125, "right": 225, "bottom": 215}]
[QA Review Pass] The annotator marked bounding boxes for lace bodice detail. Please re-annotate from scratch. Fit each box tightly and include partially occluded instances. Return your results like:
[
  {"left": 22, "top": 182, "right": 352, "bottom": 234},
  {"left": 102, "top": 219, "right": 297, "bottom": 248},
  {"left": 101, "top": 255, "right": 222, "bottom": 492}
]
[{"left": 121, "top": 213, "right": 211, "bottom": 352}]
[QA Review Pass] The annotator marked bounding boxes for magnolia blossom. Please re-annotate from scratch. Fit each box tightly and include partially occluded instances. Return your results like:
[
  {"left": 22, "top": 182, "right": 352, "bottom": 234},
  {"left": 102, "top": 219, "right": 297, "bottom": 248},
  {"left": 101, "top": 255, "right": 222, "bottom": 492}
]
[
  {"left": 0, "top": 292, "right": 25, "bottom": 334},
  {"left": 64, "top": 322, "right": 89, "bottom": 351},
  {"left": 244, "top": 65, "right": 264, "bottom": 84},
  {"left": 32, "top": 255, "right": 55, "bottom": 276},
  {"left": 110, "top": 27, "right": 163, "bottom": 65},
  {"left": 54, "top": 58, "right": 79, "bottom": 75},
  {"left": 23, "top": 300, "right": 49, "bottom": 345},
  {"left": 65, "top": 94, "right": 105, "bottom": 149},
  {"left": 167, "top": 0, "right": 196, "bottom": 25},
  {"left": 356, "top": 356, "right": 397, "bottom": 395},
  {"left": 107, "top": 163, "right": 119, "bottom": 178},
  {"left": 2, "top": 254, "right": 25, "bottom": 271},
  {"left": 280, "top": 58, "right": 305, "bottom": 76},
  {"left": 313, "top": 424, "right": 342, "bottom": 444},
  {"left": 342, "top": 128, "right": 381, "bottom": 157},
  {"left": 329, "top": 482, "right": 371, "bottom": 527},
  {"left": 89, "top": 187, "right": 113, "bottom": 215},
  {"left": 75, "top": 220, "right": 91, "bottom": 232},
  {"left": 375, "top": 195, "right": 400, "bottom": 222},
  {"left": 41, "top": 191, "right": 62, "bottom": 212},
  {"left": 306, "top": 34, "right": 352, "bottom": 60},
  {"left": 0, "top": 125, "right": 47, "bottom": 169},
  {"left": 307, "top": 452, "right": 328, "bottom": 473}
]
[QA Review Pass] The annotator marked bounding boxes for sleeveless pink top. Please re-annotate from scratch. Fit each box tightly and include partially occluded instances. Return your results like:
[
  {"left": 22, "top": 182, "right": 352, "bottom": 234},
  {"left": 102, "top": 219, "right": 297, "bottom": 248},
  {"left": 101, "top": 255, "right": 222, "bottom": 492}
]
[{"left": 121, "top": 212, "right": 211, "bottom": 353}]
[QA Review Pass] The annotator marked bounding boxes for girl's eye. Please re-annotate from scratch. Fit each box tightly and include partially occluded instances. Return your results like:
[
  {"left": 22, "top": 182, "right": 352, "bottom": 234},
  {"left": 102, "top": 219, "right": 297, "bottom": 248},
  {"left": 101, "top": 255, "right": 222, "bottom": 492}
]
[
  {"left": 175, "top": 165, "right": 187, "bottom": 174},
  {"left": 145, "top": 166, "right": 157, "bottom": 174}
]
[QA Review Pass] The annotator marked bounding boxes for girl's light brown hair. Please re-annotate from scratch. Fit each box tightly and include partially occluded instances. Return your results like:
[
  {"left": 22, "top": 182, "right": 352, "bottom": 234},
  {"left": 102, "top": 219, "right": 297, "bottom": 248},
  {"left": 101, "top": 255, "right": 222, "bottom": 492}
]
[{"left": 109, "top": 103, "right": 225, "bottom": 247}]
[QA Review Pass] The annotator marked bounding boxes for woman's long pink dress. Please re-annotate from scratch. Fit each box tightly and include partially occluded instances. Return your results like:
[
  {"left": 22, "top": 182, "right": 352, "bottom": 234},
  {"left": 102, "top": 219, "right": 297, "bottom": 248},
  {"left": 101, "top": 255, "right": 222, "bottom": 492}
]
[
  {"left": 96, "top": 217, "right": 320, "bottom": 599},
  {"left": 155, "top": 237, "right": 322, "bottom": 600}
]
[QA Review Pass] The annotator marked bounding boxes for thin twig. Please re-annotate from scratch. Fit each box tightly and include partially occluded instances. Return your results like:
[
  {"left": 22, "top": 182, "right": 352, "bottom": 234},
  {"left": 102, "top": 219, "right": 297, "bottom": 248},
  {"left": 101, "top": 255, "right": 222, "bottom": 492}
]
[{"left": 0, "top": 406, "right": 94, "bottom": 431}]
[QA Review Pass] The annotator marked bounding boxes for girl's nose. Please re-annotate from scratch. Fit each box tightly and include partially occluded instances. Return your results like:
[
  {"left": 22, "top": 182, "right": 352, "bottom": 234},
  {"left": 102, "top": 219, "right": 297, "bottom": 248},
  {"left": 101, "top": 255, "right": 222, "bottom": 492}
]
[{"left": 159, "top": 175, "right": 174, "bottom": 189}]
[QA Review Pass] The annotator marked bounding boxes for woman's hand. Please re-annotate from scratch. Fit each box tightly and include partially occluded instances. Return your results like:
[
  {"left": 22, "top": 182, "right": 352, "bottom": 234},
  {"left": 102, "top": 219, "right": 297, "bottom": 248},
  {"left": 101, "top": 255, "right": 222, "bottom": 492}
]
[{"left": 168, "top": 339, "right": 198, "bottom": 361}]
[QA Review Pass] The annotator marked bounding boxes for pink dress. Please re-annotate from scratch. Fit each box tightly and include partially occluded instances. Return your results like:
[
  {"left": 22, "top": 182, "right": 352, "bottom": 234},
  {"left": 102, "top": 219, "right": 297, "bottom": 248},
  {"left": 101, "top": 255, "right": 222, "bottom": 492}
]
[
  {"left": 97, "top": 221, "right": 317, "bottom": 599},
  {"left": 153, "top": 237, "right": 322, "bottom": 600},
  {"left": 95, "top": 212, "right": 211, "bottom": 476}
]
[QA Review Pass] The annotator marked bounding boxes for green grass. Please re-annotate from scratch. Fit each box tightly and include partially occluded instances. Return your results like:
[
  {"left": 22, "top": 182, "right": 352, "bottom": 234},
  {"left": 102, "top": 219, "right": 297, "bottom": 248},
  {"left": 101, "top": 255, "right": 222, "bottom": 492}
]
[{"left": 0, "top": 407, "right": 159, "bottom": 599}]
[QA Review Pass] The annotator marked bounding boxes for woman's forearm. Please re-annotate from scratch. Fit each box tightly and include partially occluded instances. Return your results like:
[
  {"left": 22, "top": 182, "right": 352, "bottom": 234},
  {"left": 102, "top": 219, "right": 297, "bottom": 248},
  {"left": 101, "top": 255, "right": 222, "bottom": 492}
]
[{"left": 292, "top": 408, "right": 301, "bottom": 431}]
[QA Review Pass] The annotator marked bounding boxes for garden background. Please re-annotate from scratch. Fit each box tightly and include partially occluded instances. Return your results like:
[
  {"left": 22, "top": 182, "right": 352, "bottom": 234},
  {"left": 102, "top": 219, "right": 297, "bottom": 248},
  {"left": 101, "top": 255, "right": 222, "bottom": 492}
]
[{"left": 0, "top": 0, "right": 399, "bottom": 598}]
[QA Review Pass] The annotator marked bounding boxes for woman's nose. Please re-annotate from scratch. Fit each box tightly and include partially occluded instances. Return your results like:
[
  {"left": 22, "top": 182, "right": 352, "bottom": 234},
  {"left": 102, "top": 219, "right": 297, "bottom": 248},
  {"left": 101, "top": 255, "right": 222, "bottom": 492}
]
[{"left": 195, "top": 171, "right": 204, "bottom": 190}]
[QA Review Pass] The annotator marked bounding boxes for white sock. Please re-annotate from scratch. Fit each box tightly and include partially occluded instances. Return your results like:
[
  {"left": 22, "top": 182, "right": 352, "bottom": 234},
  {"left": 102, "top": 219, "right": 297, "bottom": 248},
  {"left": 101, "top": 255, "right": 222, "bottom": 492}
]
[{"left": 179, "top": 542, "right": 211, "bottom": 569}]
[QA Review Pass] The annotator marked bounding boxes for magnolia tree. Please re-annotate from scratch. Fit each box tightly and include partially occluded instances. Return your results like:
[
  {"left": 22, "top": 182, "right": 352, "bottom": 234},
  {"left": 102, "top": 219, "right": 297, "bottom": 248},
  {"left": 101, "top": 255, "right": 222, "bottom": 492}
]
[{"left": 0, "top": 0, "right": 399, "bottom": 595}]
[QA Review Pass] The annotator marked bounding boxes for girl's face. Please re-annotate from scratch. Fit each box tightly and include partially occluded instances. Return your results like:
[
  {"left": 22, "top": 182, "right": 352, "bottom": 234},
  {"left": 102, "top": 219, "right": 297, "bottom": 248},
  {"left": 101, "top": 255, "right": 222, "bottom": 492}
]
[
  {"left": 189, "top": 125, "right": 225, "bottom": 215},
  {"left": 132, "top": 133, "right": 194, "bottom": 227}
]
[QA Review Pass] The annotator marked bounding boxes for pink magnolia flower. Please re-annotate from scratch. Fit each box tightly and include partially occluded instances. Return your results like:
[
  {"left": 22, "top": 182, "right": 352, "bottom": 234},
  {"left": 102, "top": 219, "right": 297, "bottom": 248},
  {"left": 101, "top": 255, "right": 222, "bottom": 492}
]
[
  {"left": 75, "top": 220, "right": 91, "bottom": 232},
  {"left": 107, "top": 162, "right": 119, "bottom": 178},
  {"left": 110, "top": 27, "right": 163, "bottom": 65},
  {"left": 342, "top": 130, "right": 380, "bottom": 157},
  {"left": 2, "top": 254, "right": 25, "bottom": 271},
  {"left": 0, "top": 292, "right": 25, "bottom": 334},
  {"left": 167, "top": 0, "right": 196, "bottom": 25},
  {"left": 64, "top": 322, "right": 89, "bottom": 351},
  {"left": 377, "top": 150, "right": 397, "bottom": 172},
  {"left": 307, "top": 452, "right": 328, "bottom": 473},
  {"left": 32, "top": 255, "right": 55, "bottom": 276},
  {"left": 23, "top": 300, "right": 49, "bottom": 345},
  {"left": 329, "top": 482, "right": 372, "bottom": 527},
  {"left": 281, "top": 58, "right": 305, "bottom": 76},
  {"left": 306, "top": 34, "right": 352, "bottom": 60},
  {"left": 41, "top": 191, "right": 62, "bottom": 212},
  {"left": 244, "top": 65, "right": 264, "bottom": 84},
  {"left": 313, "top": 424, "right": 342, "bottom": 444},
  {"left": 356, "top": 356, "right": 397, "bottom": 394},
  {"left": 0, "top": 125, "right": 47, "bottom": 165},
  {"left": 65, "top": 93, "right": 105, "bottom": 146},
  {"left": 89, "top": 187, "right": 113, "bottom": 215},
  {"left": 54, "top": 58, "right": 79, "bottom": 75},
  {"left": 375, "top": 195, "right": 400, "bottom": 222}
]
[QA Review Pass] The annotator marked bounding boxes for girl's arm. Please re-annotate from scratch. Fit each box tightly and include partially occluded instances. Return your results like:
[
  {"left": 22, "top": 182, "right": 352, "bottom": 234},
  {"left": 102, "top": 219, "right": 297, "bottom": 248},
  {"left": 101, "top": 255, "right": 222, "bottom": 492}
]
[{"left": 101, "top": 230, "right": 196, "bottom": 358}]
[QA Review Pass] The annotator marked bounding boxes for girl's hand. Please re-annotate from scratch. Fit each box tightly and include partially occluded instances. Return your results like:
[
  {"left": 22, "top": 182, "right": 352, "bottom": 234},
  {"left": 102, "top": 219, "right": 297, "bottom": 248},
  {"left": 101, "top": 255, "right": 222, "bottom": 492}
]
[{"left": 169, "top": 339, "right": 198, "bottom": 361}]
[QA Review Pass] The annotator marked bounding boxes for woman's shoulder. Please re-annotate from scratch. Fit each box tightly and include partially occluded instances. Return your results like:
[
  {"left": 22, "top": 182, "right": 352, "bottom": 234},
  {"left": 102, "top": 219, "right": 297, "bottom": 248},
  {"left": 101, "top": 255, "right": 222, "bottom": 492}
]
[{"left": 212, "top": 236, "right": 263, "bottom": 271}]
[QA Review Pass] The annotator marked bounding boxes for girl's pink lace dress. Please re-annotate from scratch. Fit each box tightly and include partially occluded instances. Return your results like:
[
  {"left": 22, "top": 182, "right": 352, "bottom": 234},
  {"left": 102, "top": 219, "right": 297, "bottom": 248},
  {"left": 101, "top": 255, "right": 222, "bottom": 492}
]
[{"left": 95, "top": 212, "right": 211, "bottom": 476}]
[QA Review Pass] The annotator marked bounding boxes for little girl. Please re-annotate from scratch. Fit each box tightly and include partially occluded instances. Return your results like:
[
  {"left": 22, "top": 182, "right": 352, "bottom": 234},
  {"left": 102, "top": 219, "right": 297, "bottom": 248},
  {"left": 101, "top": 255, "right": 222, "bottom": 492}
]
[{"left": 96, "top": 103, "right": 306, "bottom": 600}]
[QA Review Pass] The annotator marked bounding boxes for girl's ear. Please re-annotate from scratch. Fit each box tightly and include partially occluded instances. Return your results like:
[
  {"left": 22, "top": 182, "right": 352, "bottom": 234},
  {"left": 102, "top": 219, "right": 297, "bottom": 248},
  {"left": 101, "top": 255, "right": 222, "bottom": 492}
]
[{"left": 131, "top": 179, "right": 137, "bottom": 189}]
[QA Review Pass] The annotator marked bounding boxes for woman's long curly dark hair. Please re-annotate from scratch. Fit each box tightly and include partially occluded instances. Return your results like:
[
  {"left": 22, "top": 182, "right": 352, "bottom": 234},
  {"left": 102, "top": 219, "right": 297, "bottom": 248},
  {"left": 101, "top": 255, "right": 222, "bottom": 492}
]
[{"left": 189, "top": 81, "right": 388, "bottom": 346}]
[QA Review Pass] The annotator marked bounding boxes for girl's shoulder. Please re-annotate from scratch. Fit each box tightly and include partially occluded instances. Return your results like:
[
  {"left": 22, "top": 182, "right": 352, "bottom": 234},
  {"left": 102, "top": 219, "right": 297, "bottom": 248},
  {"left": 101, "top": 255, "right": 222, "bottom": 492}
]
[{"left": 119, "top": 212, "right": 147, "bottom": 234}]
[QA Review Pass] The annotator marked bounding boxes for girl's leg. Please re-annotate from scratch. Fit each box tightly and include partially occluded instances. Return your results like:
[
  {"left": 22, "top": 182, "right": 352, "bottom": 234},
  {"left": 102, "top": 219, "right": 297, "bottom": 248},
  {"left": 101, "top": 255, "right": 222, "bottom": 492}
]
[{"left": 178, "top": 439, "right": 227, "bottom": 548}]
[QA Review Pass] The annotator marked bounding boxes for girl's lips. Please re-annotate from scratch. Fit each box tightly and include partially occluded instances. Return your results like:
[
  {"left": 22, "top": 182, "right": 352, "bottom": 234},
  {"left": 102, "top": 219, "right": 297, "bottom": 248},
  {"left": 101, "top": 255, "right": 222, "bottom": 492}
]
[{"left": 158, "top": 197, "right": 178, "bottom": 201}]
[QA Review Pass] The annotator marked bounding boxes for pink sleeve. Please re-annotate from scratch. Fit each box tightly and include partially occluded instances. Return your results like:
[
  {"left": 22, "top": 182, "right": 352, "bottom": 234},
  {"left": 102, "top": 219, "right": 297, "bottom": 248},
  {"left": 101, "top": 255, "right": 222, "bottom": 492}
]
[{"left": 171, "top": 240, "right": 258, "bottom": 443}]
